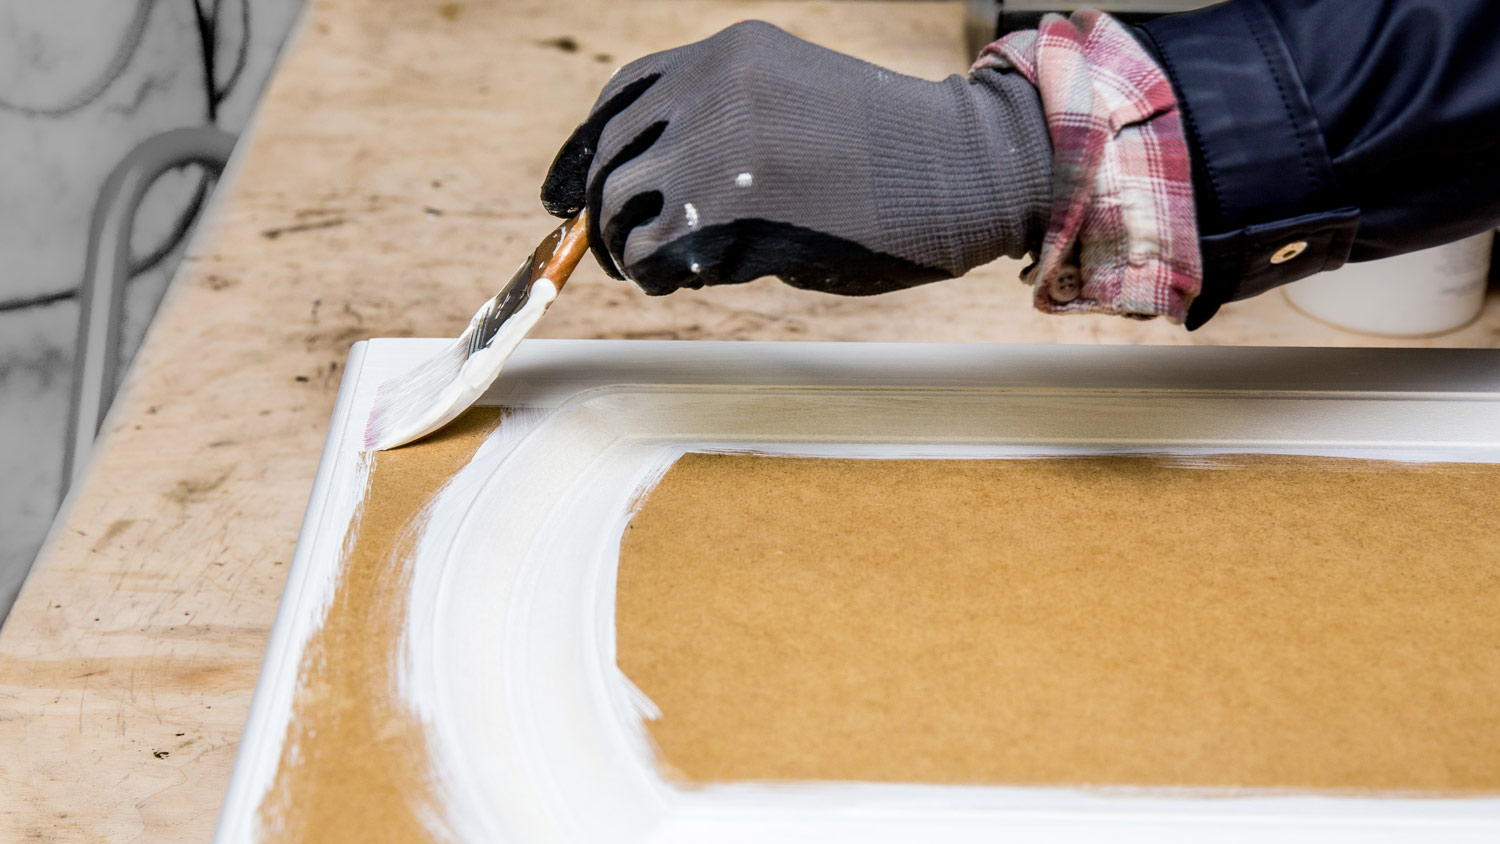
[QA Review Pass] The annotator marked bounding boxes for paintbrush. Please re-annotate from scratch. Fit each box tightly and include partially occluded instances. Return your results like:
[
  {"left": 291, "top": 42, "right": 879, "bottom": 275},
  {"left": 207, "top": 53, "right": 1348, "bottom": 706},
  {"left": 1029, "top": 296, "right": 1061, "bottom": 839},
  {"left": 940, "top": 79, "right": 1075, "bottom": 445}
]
[{"left": 363, "top": 212, "right": 589, "bottom": 451}]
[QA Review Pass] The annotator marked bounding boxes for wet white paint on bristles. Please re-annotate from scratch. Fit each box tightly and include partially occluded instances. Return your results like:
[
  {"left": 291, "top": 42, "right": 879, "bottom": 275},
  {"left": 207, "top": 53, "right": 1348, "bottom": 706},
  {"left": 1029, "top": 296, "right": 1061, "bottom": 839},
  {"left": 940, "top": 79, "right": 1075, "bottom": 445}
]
[
  {"left": 683, "top": 202, "right": 699, "bottom": 229},
  {"left": 364, "top": 279, "right": 558, "bottom": 451},
  {"left": 734, "top": 172, "right": 753, "bottom": 188}
]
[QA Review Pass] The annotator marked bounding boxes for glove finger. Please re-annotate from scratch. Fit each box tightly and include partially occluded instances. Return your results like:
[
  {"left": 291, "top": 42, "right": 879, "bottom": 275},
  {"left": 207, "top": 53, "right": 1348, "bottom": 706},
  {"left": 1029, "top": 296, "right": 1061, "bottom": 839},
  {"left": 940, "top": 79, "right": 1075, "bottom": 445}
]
[
  {"left": 598, "top": 153, "right": 668, "bottom": 275},
  {"left": 585, "top": 119, "right": 668, "bottom": 278},
  {"left": 593, "top": 49, "right": 671, "bottom": 110},
  {"left": 605, "top": 191, "right": 667, "bottom": 287},
  {"left": 626, "top": 221, "right": 951, "bottom": 296},
  {"left": 619, "top": 192, "right": 689, "bottom": 281},
  {"left": 539, "top": 70, "right": 661, "bottom": 217}
]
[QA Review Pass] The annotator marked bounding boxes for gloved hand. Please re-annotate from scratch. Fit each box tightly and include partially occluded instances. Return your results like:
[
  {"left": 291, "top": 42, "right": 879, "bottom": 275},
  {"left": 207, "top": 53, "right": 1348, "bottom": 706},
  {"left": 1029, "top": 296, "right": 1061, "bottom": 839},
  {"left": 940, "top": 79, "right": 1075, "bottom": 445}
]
[{"left": 541, "top": 20, "right": 1052, "bottom": 296}]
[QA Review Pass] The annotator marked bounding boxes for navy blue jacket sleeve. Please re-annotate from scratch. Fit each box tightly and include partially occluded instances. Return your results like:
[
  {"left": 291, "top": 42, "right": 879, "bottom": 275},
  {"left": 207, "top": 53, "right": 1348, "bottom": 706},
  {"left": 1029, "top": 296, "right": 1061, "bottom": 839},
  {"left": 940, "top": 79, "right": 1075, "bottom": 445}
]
[{"left": 1137, "top": 0, "right": 1500, "bottom": 328}]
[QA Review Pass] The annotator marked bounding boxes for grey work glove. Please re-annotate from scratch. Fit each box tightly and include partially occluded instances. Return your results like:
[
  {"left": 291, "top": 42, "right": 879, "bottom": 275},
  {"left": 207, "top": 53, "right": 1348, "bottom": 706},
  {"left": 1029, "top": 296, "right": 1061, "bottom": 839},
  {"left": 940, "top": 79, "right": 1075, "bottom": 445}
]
[{"left": 540, "top": 20, "right": 1052, "bottom": 296}]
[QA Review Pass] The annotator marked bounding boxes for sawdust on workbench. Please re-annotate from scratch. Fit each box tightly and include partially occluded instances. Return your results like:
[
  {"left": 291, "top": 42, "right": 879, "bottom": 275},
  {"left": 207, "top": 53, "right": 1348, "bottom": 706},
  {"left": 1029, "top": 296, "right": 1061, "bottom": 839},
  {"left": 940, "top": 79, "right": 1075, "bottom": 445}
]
[
  {"left": 257, "top": 408, "right": 502, "bottom": 843},
  {"left": 616, "top": 452, "right": 1500, "bottom": 792}
]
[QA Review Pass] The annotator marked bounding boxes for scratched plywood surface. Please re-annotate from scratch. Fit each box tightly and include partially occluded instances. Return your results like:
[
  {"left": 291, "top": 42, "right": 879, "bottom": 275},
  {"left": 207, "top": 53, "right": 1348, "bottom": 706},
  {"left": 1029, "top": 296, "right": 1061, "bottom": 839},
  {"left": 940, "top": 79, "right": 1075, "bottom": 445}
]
[{"left": 5, "top": 0, "right": 1500, "bottom": 841}]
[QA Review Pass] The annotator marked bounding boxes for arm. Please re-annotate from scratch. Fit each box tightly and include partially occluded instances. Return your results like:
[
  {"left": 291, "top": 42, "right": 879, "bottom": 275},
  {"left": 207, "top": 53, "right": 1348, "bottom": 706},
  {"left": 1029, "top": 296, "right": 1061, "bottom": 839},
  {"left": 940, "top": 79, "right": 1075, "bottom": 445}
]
[{"left": 1138, "top": 0, "right": 1500, "bottom": 327}]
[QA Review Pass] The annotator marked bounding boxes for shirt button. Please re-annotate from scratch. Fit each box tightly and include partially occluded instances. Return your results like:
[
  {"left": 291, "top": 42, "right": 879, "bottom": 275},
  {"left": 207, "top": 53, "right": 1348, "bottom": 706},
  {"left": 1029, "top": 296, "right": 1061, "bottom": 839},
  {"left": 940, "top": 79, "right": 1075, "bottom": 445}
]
[
  {"left": 1048, "top": 264, "right": 1081, "bottom": 303},
  {"left": 1270, "top": 240, "right": 1309, "bottom": 264}
]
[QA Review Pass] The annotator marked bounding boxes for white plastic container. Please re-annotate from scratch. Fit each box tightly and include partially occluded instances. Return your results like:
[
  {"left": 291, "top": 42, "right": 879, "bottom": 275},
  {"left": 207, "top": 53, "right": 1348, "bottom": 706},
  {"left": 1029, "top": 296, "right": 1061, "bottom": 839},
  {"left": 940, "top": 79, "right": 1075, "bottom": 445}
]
[{"left": 1284, "top": 232, "right": 1493, "bottom": 337}]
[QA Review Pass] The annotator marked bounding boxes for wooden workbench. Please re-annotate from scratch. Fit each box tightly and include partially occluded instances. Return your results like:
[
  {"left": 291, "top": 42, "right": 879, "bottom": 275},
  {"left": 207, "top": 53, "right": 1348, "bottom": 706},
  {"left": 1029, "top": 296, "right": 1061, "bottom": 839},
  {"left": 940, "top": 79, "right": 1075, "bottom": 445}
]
[{"left": 3, "top": 1, "right": 1499, "bottom": 840}]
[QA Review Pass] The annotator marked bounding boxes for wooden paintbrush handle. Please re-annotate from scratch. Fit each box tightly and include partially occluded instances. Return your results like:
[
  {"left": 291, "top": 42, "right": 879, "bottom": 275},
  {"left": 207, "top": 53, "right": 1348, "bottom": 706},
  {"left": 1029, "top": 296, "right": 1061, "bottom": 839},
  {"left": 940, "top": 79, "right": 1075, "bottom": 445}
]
[{"left": 532, "top": 211, "right": 590, "bottom": 293}]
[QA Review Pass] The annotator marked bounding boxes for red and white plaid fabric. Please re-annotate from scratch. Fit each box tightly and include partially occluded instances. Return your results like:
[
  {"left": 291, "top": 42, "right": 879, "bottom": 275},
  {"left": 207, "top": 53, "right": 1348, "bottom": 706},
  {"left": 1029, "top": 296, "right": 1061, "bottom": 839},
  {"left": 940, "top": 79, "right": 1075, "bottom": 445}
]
[{"left": 974, "top": 10, "right": 1200, "bottom": 321}]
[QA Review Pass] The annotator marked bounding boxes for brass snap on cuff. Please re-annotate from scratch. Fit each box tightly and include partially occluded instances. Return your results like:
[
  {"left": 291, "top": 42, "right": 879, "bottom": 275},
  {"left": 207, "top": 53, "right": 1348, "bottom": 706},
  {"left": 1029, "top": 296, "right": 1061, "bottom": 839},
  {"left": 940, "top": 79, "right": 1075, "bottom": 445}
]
[{"left": 1270, "top": 240, "right": 1309, "bottom": 264}]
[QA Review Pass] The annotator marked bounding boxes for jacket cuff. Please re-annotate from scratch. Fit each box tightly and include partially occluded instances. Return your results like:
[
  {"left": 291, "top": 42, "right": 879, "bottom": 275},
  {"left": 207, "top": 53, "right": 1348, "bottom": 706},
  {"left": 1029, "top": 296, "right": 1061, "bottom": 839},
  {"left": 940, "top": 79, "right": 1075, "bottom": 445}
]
[{"left": 1139, "top": 0, "right": 1359, "bottom": 329}]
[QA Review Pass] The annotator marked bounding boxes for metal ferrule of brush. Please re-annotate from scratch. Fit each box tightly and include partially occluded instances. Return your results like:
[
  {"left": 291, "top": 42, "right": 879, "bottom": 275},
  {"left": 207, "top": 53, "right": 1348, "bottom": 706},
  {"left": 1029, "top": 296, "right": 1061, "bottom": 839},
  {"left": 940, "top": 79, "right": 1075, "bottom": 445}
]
[
  {"left": 468, "top": 214, "right": 586, "bottom": 356},
  {"left": 363, "top": 211, "right": 589, "bottom": 452}
]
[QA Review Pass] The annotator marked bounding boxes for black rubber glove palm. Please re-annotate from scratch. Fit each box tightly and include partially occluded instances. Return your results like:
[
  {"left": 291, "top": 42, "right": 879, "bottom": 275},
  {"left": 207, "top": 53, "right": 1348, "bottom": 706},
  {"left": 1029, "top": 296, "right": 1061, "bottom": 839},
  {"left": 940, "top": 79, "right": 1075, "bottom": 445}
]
[{"left": 541, "top": 20, "right": 1052, "bottom": 296}]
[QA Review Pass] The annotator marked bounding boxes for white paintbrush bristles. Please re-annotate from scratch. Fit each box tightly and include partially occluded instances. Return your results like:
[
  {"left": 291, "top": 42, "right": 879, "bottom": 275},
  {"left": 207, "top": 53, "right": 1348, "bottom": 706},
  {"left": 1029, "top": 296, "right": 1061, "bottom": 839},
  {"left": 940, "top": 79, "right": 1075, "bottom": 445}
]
[
  {"left": 364, "top": 212, "right": 585, "bottom": 451},
  {"left": 362, "top": 279, "right": 559, "bottom": 452},
  {"left": 362, "top": 331, "right": 472, "bottom": 452}
]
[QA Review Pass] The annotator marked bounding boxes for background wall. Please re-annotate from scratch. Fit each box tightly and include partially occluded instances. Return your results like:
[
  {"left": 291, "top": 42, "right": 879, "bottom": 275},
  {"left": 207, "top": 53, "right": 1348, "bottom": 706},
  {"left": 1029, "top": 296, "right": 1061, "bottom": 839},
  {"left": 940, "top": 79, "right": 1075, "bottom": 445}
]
[{"left": 0, "top": 0, "right": 304, "bottom": 620}]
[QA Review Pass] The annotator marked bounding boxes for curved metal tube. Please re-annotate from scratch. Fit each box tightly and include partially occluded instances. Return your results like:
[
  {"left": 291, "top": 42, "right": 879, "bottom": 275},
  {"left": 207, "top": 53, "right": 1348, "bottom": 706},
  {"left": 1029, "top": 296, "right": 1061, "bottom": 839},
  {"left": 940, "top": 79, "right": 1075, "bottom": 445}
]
[{"left": 63, "top": 126, "right": 238, "bottom": 495}]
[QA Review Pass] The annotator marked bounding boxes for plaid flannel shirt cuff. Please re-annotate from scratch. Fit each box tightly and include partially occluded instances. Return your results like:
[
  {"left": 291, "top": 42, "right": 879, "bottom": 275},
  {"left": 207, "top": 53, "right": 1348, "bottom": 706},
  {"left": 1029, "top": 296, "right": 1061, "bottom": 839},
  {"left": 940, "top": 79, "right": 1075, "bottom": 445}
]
[{"left": 973, "top": 10, "right": 1201, "bottom": 322}]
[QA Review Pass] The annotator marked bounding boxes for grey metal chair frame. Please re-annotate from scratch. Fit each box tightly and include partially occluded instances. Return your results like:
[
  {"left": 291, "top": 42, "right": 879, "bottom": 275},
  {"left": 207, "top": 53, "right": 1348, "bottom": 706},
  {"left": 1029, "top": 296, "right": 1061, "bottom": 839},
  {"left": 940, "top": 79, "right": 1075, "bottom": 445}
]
[{"left": 62, "top": 126, "right": 237, "bottom": 494}]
